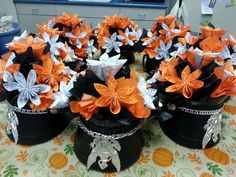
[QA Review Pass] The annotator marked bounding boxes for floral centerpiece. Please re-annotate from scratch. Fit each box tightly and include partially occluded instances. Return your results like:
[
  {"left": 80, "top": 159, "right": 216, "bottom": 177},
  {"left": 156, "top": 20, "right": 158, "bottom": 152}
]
[
  {"left": 146, "top": 22, "right": 236, "bottom": 149},
  {"left": 36, "top": 13, "right": 96, "bottom": 72},
  {"left": 140, "top": 15, "right": 190, "bottom": 73},
  {"left": 69, "top": 51, "right": 153, "bottom": 172},
  {"left": 94, "top": 14, "right": 142, "bottom": 65},
  {"left": 0, "top": 29, "right": 76, "bottom": 145}
]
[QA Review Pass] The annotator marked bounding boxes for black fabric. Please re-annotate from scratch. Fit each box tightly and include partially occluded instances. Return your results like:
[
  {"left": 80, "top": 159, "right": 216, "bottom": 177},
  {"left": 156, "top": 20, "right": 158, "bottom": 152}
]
[
  {"left": 7, "top": 108, "right": 71, "bottom": 145},
  {"left": 159, "top": 96, "right": 227, "bottom": 149},
  {"left": 74, "top": 119, "right": 143, "bottom": 172}
]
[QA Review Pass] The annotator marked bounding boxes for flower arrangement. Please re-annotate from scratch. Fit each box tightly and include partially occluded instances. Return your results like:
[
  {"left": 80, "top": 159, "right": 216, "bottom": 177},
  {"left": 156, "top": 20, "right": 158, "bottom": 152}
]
[
  {"left": 36, "top": 13, "right": 96, "bottom": 72},
  {"left": 1, "top": 30, "right": 76, "bottom": 111},
  {"left": 94, "top": 14, "right": 142, "bottom": 64},
  {"left": 69, "top": 52, "right": 154, "bottom": 172},
  {"left": 140, "top": 15, "right": 190, "bottom": 72},
  {"left": 147, "top": 24, "right": 236, "bottom": 105},
  {"left": 70, "top": 53, "right": 152, "bottom": 123},
  {"left": 144, "top": 17, "right": 236, "bottom": 149}
]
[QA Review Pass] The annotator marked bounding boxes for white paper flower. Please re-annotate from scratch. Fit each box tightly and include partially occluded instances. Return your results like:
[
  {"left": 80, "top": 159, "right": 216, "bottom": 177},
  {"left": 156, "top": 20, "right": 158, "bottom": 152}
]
[
  {"left": 137, "top": 76, "right": 157, "bottom": 110},
  {"left": 218, "top": 46, "right": 236, "bottom": 65},
  {"left": 50, "top": 75, "right": 76, "bottom": 109},
  {"left": 142, "top": 30, "right": 158, "bottom": 46},
  {"left": 135, "top": 28, "right": 143, "bottom": 41},
  {"left": 193, "top": 48, "right": 221, "bottom": 66},
  {"left": 170, "top": 43, "right": 186, "bottom": 58},
  {"left": 86, "top": 39, "right": 97, "bottom": 57},
  {"left": 13, "top": 30, "right": 28, "bottom": 41},
  {"left": 155, "top": 40, "right": 172, "bottom": 60},
  {"left": 63, "top": 44, "right": 78, "bottom": 62},
  {"left": 162, "top": 23, "right": 181, "bottom": 38},
  {"left": 65, "top": 32, "right": 87, "bottom": 49},
  {"left": 3, "top": 70, "right": 50, "bottom": 108},
  {"left": 146, "top": 71, "right": 160, "bottom": 84},
  {"left": 0, "top": 53, "right": 15, "bottom": 82},
  {"left": 117, "top": 28, "right": 134, "bottom": 46},
  {"left": 86, "top": 53, "right": 127, "bottom": 81},
  {"left": 40, "top": 32, "right": 66, "bottom": 64},
  {"left": 229, "top": 35, "right": 236, "bottom": 52},
  {"left": 6, "top": 31, "right": 28, "bottom": 47},
  {"left": 102, "top": 33, "right": 123, "bottom": 53}
]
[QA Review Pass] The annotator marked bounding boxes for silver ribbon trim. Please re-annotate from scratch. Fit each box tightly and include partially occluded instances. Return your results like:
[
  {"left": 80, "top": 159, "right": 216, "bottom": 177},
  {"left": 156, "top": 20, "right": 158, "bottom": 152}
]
[
  {"left": 179, "top": 107, "right": 222, "bottom": 149},
  {"left": 6, "top": 103, "right": 48, "bottom": 144},
  {"left": 6, "top": 106, "right": 19, "bottom": 144},
  {"left": 77, "top": 118, "right": 143, "bottom": 172}
]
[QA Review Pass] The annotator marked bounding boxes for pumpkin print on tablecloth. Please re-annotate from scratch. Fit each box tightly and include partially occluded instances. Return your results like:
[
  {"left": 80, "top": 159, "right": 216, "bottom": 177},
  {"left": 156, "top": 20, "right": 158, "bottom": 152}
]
[
  {"left": 48, "top": 152, "right": 68, "bottom": 169},
  {"left": 204, "top": 148, "right": 230, "bottom": 165},
  {"left": 200, "top": 172, "right": 215, "bottom": 177},
  {"left": 224, "top": 104, "right": 236, "bottom": 115},
  {"left": 152, "top": 147, "right": 174, "bottom": 167}
]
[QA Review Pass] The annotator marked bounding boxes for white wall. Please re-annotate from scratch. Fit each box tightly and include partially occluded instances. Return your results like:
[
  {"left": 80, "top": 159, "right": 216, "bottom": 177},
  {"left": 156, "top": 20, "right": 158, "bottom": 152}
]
[{"left": 169, "top": 0, "right": 236, "bottom": 34}]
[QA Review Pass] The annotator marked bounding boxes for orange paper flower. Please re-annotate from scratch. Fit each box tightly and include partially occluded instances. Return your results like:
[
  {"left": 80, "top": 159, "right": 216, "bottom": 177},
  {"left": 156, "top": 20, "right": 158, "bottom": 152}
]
[
  {"left": 33, "top": 54, "right": 69, "bottom": 91},
  {"left": 8, "top": 36, "right": 45, "bottom": 55},
  {"left": 70, "top": 94, "right": 98, "bottom": 120},
  {"left": 94, "top": 75, "right": 138, "bottom": 114},
  {"left": 36, "top": 23, "right": 62, "bottom": 36},
  {"left": 199, "top": 36, "right": 224, "bottom": 53},
  {"left": 55, "top": 13, "right": 82, "bottom": 29},
  {"left": 30, "top": 94, "right": 54, "bottom": 111},
  {"left": 151, "top": 15, "right": 175, "bottom": 32},
  {"left": 211, "top": 76, "right": 236, "bottom": 97},
  {"left": 0, "top": 53, "right": 20, "bottom": 80},
  {"left": 200, "top": 26, "right": 226, "bottom": 39},
  {"left": 165, "top": 66, "right": 204, "bottom": 98}
]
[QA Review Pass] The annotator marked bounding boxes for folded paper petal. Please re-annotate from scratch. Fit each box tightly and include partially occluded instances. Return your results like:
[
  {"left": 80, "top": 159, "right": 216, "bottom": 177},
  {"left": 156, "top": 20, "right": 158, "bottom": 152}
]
[
  {"left": 70, "top": 94, "right": 98, "bottom": 120},
  {"left": 165, "top": 66, "right": 204, "bottom": 98}
]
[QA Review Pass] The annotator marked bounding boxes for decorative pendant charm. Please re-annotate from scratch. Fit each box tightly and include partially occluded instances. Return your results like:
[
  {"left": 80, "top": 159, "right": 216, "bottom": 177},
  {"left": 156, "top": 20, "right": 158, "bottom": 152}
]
[
  {"left": 6, "top": 105, "right": 19, "bottom": 144},
  {"left": 202, "top": 112, "right": 222, "bottom": 149},
  {"left": 87, "top": 137, "right": 121, "bottom": 172}
]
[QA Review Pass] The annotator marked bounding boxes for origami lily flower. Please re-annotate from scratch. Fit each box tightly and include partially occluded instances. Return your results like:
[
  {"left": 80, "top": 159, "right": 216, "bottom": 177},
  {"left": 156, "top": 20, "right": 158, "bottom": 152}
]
[
  {"left": 8, "top": 35, "right": 45, "bottom": 55},
  {"left": 137, "top": 76, "right": 157, "bottom": 109},
  {"left": 142, "top": 31, "right": 158, "bottom": 46},
  {"left": 86, "top": 39, "right": 97, "bottom": 58},
  {"left": 94, "top": 75, "right": 138, "bottom": 114},
  {"left": 165, "top": 66, "right": 204, "bottom": 98},
  {"left": 118, "top": 28, "right": 135, "bottom": 46},
  {"left": 37, "top": 20, "right": 62, "bottom": 36},
  {"left": 12, "top": 30, "right": 28, "bottom": 41},
  {"left": 102, "top": 33, "right": 123, "bottom": 53},
  {"left": 160, "top": 23, "right": 181, "bottom": 37},
  {"left": 147, "top": 71, "right": 160, "bottom": 84},
  {"left": 33, "top": 55, "right": 69, "bottom": 91},
  {"left": 131, "top": 28, "right": 142, "bottom": 41},
  {"left": 155, "top": 40, "right": 172, "bottom": 60},
  {"left": 218, "top": 46, "right": 236, "bottom": 65},
  {"left": 55, "top": 13, "right": 82, "bottom": 29},
  {"left": 211, "top": 62, "right": 236, "bottom": 97},
  {"left": 86, "top": 53, "right": 127, "bottom": 81},
  {"left": 0, "top": 53, "right": 20, "bottom": 82},
  {"left": 41, "top": 32, "right": 65, "bottom": 64},
  {"left": 65, "top": 31, "right": 87, "bottom": 49},
  {"left": 61, "top": 43, "right": 78, "bottom": 62},
  {"left": 3, "top": 69, "right": 50, "bottom": 108},
  {"left": 70, "top": 94, "right": 98, "bottom": 120},
  {"left": 178, "top": 32, "right": 199, "bottom": 47},
  {"left": 50, "top": 75, "right": 76, "bottom": 109},
  {"left": 170, "top": 43, "right": 186, "bottom": 58}
]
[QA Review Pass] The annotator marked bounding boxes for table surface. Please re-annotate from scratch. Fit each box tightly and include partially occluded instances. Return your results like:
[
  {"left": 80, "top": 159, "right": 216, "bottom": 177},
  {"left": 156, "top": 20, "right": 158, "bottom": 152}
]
[{"left": 0, "top": 59, "right": 236, "bottom": 177}]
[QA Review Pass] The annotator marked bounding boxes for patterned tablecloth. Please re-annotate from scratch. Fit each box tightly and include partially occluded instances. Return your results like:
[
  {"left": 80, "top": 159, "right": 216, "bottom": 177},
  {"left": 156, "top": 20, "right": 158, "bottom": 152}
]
[{"left": 0, "top": 59, "right": 236, "bottom": 177}]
